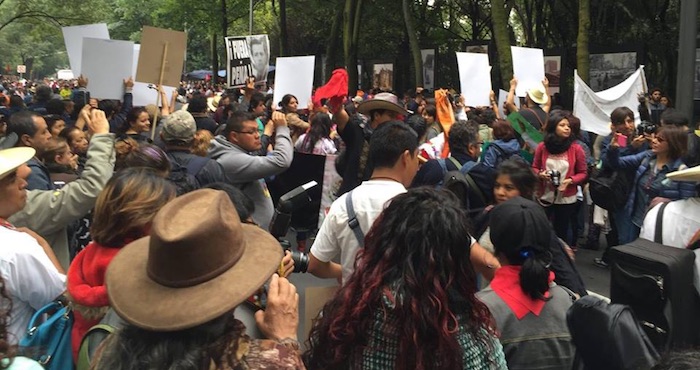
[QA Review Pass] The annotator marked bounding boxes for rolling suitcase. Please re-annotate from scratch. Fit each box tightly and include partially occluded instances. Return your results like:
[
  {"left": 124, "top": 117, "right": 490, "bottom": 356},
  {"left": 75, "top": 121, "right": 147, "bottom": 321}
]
[{"left": 610, "top": 238, "right": 700, "bottom": 351}]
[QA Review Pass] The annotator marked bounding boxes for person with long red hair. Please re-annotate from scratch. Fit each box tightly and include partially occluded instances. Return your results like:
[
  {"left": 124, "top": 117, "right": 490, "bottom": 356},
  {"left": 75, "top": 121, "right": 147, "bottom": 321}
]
[{"left": 304, "top": 188, "right": 506, "bottom": 370}]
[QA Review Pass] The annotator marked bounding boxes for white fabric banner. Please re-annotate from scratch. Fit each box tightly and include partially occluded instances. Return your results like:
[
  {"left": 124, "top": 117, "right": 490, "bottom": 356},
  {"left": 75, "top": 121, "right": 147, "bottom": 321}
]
[
  {"left": 573, "top": 66, "right": 647, "bottom": 136},
  {"left": 456, "top": 52, "right": 491, "bottom": 107},
  {"left": 272, "top": 56, "right": 315, "bottom": 109},
  {"left": 511, "top": 46, "right": 545, "bottom": 97}
]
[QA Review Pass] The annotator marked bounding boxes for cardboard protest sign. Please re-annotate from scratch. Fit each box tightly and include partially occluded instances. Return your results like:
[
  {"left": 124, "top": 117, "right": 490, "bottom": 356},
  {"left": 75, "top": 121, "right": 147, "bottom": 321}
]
[
  {"left": 456, "top": 52, "right": 491, "bottom": 107},
  {"left": 511, "top": 46, "right": 545, "bottom": 97},
  {"left": 62, "top": 23, "right": 110, "bottom": 76},
  {"left": 136, "top": 26, "right": 186, "bottom": 88},
  {"left": 225, "top": 35, "right": 270, "bottom": 88},
  {"left": 131, "top": 44, "right": 177, "bottom": 107},
  {"left": 81, "top": 38, "right": 134, "bottom": 100},
  {"left": 272, "top": 56, "right": 315, "bottom": 109}
]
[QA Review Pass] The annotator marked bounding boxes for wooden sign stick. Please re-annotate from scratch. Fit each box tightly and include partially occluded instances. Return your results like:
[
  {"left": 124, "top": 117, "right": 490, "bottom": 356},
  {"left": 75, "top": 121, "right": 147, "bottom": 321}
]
[{"left": 151, "top": 41, "right": 169, "bottom": 141}]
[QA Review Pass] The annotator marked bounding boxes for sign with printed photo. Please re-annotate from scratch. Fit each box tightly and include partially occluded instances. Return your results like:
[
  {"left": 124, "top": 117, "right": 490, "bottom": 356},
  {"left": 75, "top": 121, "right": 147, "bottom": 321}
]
[{"left": 225, "top": 35, "right": 270, "bottom": 88}]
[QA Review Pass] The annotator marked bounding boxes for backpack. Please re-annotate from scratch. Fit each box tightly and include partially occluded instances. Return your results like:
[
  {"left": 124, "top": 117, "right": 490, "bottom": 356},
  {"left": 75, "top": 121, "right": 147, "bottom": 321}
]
[
  {"left": 567, "top": 295, "right": 660, "bottom": 370},
  {"left": 489, "top": 142, "right": 527, "bottom": 168},
  {"left": 439, "top": 157, "right": 487, "bottom": 216},
  {"left": 76, "top": 309, "right": 125, "bottom": 370},
  {"left": 166, "top": 156, "right": 209, "bottom": 196},
  {"left": 589, "top": 164, "right": 633, "bottom": 211}
]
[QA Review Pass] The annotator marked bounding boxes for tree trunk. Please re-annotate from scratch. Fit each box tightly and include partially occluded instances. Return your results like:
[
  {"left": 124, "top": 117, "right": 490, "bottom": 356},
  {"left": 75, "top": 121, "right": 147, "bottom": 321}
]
[
  {"left": 491, "top": 0, "right": 512, "bottom": 89},
  {"left": 325, "top": 4, "right": 344, "bottom": 81},
  {"left": 343, "top": 0, "right": 363, "bottom": 92},
  {"left": 211, "top": 33, "right": 219, "bottom": 82},
  {"left": 220, "top": 0, "right": 228, "bottom": 84},
  {"left": 279, "top": 0, "right": 289, "bottom": 55},
  {"left": 576, "top": 0, "right": 590, "bottom": 83},
  {"left": 402, "top": 0, "right": 423, "bottom": 87}
]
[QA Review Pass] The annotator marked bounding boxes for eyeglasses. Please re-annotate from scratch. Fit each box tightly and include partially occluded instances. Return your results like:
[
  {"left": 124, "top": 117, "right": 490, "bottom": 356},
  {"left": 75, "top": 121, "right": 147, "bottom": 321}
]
[{"left": 235, "top": 129, "right": 260, "bottom": 136}]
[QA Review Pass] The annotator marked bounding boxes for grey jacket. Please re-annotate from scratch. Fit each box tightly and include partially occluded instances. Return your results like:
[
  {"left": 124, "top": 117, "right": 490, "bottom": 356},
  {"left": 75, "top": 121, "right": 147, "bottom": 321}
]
[
  {"left": 477, "top": 284, "right": 575, "bottom": 370},
  {"left": 208, "top": 126, "right": 293, "bottom": 229},
  {"left": 9, "top": 134, "right": 116, "bottom": 269}
]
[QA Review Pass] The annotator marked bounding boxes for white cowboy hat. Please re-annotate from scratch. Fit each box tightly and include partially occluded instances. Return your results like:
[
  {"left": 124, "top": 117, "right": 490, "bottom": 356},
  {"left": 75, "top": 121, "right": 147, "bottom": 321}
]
[
  {"left": 0, "top": 147, "right": 35, "bottom": 180},
  {"left": 527, "top": 84, "right": 549, "bottom": 105},
  {"left": 357, "top": 92, "right": 409, "bottom": 116},
  {"left": 667, "top": 165, "right": 700, "bottom": 182}
]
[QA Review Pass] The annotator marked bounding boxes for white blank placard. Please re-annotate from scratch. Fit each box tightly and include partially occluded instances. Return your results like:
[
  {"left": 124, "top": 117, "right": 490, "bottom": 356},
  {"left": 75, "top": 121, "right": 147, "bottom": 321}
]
[
  {"left": 81, "top": 38, "right": 134, "bottom": 100},
  {"left": 62, "top": 24, "right": 110, "bottom": 76},
  {"left": 498, "top": 89, "right": 520, "bottom": 118},
  {"left": 273, "top": 56, "right": 315, "bottom": 109},
  {"left": 456, "top": 52, "right": 492, "bottom": 107},
  {"left": 511, "top": 46, "right": 545, "bottom": 97}
]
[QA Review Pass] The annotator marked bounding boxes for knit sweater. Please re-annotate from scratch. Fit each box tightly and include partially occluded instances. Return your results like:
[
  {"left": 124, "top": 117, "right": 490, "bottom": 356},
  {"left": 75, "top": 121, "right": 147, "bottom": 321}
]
[{"left": 67, "top": 241, "right": 122, "bottom": 361}]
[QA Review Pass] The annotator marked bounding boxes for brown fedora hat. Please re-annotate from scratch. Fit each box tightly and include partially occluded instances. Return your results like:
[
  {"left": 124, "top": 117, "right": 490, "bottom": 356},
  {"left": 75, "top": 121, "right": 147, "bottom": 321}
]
[
  {"left": 106, "top": 189, "right": 283, "bottom": 332},
  {"left": 357, "top": 92, "right": 409, "bottom": 116}
]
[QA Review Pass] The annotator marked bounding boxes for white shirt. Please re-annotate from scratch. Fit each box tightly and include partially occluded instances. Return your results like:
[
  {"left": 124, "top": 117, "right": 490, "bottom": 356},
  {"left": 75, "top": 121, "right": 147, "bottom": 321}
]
[
  {"left": 640, "top": 198, "right": 700, "bottom": 296},
  {"left": 310, "top": 180, "right": 406, "bottom": 284},
  {"left": 0, "top": 227, "right": 66, "bottom": 344}
]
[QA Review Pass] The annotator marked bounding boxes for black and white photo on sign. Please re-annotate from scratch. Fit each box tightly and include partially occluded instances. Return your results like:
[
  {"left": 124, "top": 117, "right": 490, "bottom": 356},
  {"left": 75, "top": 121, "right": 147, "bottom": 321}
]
[
  {"left": 421, "top": 49, "right": 435, "bottom": 90},
  {"left": 246, "top": 35, "right": 269, "bottom": 85},
  {"left": 588, "top": 52, "right": 637, "bottom": 92},
  {"left": 544, "top": 56, "right": 561, "bottom": 95},
  {"left": 373, "top": 63, "right": 393, "bottom": 91}
]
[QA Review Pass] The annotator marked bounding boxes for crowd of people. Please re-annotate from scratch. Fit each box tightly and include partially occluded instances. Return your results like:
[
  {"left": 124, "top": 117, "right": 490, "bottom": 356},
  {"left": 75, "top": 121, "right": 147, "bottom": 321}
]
[{"left": 0, "top": 70, "right": 698, "bottom": 370}]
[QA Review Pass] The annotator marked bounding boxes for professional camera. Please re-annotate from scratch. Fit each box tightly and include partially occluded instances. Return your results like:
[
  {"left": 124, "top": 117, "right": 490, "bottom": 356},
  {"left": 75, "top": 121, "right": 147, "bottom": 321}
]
[
  {"left": 547, "top": 169, "right": 562, "bottom": 187},
  {"left": 637, "top": 120, "right": 657, "bottom": 136},
  {"left": 269, "top": 181, "right": 318, "bottom": 273}
]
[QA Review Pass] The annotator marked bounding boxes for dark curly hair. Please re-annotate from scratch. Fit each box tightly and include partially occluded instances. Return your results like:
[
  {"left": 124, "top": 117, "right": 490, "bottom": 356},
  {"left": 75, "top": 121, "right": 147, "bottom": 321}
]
[
  {"left": 0, "top": 276, "right": 16, "bottom": 369},
  {"left": 304, "top": 188, "right": 496, "bottom": 370}
]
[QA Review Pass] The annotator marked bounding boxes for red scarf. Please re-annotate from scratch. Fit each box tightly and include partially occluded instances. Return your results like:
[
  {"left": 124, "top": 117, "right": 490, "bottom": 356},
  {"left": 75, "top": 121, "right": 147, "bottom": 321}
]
[{"left": 490, "top": 265, "right": 555, "bottom": 319}]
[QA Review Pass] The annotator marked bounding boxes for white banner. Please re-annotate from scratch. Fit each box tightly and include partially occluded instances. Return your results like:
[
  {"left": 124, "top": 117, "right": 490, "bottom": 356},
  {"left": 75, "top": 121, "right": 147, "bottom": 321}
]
[
  {"left": 272, "top": 56, "right": 315, "bottom": 109},
  {"left": 573, "top": 66, "right": 647, "bottom": 136},
  {"left": 456, "top": 52, "right": 491, "bottom": 107},
  {"left": 511, "top": 46, "right": 545, "bottom": 97},
  {"left": 62, "top": 23, "right": 110, "bottom": 76}
]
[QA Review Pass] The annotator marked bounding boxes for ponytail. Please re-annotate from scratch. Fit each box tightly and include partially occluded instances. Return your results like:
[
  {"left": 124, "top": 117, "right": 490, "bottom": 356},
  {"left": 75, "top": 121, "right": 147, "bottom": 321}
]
[{"left": 508, "top": 247, "right": 552, "bottom": 301}]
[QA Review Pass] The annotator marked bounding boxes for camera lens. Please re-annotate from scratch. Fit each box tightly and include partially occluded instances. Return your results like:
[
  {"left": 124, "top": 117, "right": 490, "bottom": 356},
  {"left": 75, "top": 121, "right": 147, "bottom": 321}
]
[{"left": 291, "top": 251, "right": 309, "bottom": 273}]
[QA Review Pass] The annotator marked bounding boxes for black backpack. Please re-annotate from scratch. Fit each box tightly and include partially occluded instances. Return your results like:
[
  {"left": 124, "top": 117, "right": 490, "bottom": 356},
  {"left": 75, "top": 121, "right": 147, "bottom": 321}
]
[
  {"left": 439, "top": 157, "right": 487, "bottom": 217},
  {"left": 166, "top": 156, "right": 209, "bottom": 196},
  {"left": 589, "top": 165, "right": 633, "bottom": 211},
  {"left": 567, "top": 295, "right": 660, "bottom": 370}
]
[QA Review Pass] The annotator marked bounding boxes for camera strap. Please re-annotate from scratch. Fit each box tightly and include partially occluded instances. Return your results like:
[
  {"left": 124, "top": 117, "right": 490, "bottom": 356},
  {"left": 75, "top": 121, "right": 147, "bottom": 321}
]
[{"left": 345, "top": 190, "right": 365, "bottom": 247}]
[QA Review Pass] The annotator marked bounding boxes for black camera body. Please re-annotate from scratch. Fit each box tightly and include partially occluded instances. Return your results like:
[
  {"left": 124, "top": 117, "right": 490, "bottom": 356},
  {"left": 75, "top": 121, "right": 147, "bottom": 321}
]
[
  {"left": 637, "top": 120, "right": 657, "bottom": 136},
  {"left": 269, "top": 181, "right": 318, "bottom": 273},
  {"left": 547, "top": 169, "right": 562, "bottom": 187}
]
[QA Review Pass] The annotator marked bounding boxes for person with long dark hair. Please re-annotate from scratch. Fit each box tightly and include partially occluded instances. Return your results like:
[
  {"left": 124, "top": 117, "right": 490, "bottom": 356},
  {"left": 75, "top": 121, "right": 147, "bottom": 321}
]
[
  {"left": 477, "top": 197, "right": 575, "bottom": 370},
  {"left": 294, "top": 112, "right": 337, "bottom": 155},
  {"left": 279, "top": 94, "right": 310, "bottom": 144},
  {"left": 532, "top": 110, "right": 588, "bottom": 246},
  {"left": 305, "top": 188, "right": 507, "bottom": 370},
  {"left": 118, "top": 107, "right": 151, "bottom": 143}
]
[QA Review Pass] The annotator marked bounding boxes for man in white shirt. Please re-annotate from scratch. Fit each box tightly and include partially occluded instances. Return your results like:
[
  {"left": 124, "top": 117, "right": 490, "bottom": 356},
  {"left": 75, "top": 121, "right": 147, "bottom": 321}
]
[
  {"left": 0, "top": 147, "right": 65, "bottom": 343},
  {"left": 308, "top": 121, "right": 419, "bottom": 284}
]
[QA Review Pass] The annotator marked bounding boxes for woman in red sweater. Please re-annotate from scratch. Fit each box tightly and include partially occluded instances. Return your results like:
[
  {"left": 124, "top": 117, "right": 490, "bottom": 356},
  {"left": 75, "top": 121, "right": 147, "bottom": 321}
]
[
  {"left": 532, "top": 110, "right": 588, "bottom": 246},
  {"left": 66, "top": 168, "right": 175, "bottom": 360}
]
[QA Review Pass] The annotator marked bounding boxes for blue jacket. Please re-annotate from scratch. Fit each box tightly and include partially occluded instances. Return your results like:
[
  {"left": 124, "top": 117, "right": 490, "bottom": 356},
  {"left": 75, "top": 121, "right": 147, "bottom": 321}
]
[
  {"left": 482, "top": 139, "right": 520, "bottom": 168},
  {"left": 607, "top": 148, "right": 696, "bottom": 223}
]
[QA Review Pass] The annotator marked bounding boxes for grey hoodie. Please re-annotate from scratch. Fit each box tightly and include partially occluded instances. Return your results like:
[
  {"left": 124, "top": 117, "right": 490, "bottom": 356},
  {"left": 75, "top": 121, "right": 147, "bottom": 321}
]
[{"left": 208, "top": 126, "right": 293, "bottom": 229}]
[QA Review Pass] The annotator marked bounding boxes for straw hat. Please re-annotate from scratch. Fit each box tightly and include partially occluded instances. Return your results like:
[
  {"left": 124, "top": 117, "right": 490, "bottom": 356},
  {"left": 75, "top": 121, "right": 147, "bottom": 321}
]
[
  {"left": 0, "top": 147, "right": 35, "bottom": 180},
  {"left": 357, "top": 92, "right": 408, "bottom": 116},
  {"left": 106, "top": 189, "right": 283, "bottom": 331},
  {"left": 666, "top": 165, "right": 700, "bottom": 182},
  {"left": 527, "top": 84, "right": 549, "bottom": 105}
]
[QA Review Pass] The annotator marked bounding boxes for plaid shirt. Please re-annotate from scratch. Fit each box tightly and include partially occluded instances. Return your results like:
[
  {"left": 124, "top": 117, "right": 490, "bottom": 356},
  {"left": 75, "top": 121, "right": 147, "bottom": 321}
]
[{"left": 355, "top": 288, "right": 508, "bottom": 369}]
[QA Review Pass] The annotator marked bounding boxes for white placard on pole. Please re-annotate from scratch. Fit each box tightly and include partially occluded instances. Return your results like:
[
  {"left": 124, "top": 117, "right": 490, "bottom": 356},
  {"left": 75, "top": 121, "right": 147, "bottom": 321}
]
[
  {"left": 62, "top": 23, "right": 110, "bottom": 76},
  {"left": 81, "top": 38, "right": 134, "bottom": 100},
  {"left": 511, "top": 46, "right": 545, "bottom": 97},
  {"left": 131, "top": 44, "right": 176, "bottom": 107},
  {"left": 456, "top": 52, "right": 492, "bottom": 107},
  {"left": 272, "top": 56, "right": 315, "bottom": 109}
]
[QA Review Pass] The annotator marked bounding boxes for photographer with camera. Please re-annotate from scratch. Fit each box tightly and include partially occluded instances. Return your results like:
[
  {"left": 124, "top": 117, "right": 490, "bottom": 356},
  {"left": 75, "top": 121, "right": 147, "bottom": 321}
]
[{"left": 533, "top": 110, "right": 588, "bottom": 248}]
